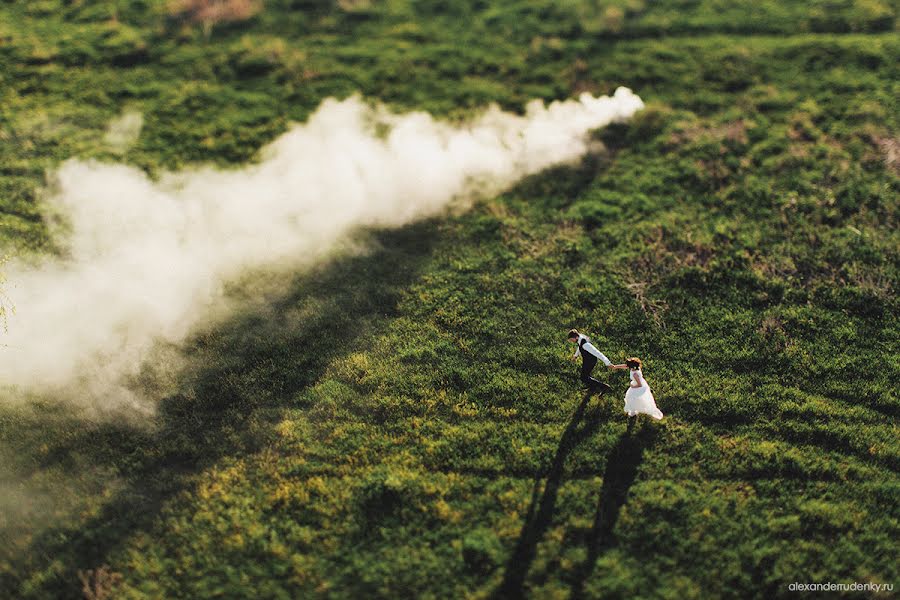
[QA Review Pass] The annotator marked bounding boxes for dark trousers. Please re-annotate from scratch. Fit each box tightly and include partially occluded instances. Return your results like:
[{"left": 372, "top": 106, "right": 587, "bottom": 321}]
[{"left": 580, "top": 353, "right": 603, "bottom": 389}]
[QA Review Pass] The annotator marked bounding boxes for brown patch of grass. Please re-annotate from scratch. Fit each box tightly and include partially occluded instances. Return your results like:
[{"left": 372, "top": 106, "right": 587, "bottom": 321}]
[
  {"left": 625, "top": 280, "right": 668, "bottom": 328},
  {"left": 759, "top": 314, "right": 787, "bottom": 351},
  {"left": 78, "top": 566, "right": 123, "bottom": 600},
  {"left": 750, "top": 252, "right": 797, "bottom": 280},
  {"left": 874, "top": 135, "right": 900, "bottom": 174},
  {"left": 513, "top": 219, "right": 584, "bottom": 261},
  {"left": 788, "top": 143, "right": 810, "bottom": 159},
  {"left": 337, "top": 0, "right": 373, "bottom": 11},
  {"left": 846, "top": 267, "right": 894, "bottom": 300},
  {"left": 640, "top": 225, "right": 716, "bottom": 271},
  {"left": 668, "top": 120, "right": 748, "bottom": 147},
  {"left": 169, "top": 0, "right": 263, "bottom": 30}
]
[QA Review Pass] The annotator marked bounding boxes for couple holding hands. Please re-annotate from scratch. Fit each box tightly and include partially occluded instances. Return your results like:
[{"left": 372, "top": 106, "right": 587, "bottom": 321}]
[{"left": 567, "top": 328, "right": 663, "bottom": 420}]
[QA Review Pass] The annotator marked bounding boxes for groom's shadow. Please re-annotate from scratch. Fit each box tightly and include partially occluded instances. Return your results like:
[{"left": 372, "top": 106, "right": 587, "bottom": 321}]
[{"left": 495, "top": 390, "right": 604, "bottom": 599}]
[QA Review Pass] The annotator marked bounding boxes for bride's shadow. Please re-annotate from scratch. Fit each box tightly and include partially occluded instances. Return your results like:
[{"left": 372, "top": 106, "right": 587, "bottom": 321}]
[
  {"left": 495, "top": 401, "right": 658, "bottom": 599},
  {"left": 568, "top": 418, "right": 658, "bottom": 599}
]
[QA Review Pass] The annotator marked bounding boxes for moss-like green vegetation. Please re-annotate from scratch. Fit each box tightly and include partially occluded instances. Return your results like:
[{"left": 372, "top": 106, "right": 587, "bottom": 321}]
[{"left": 1, "top": 0, "right": 898, "bottom": 598}]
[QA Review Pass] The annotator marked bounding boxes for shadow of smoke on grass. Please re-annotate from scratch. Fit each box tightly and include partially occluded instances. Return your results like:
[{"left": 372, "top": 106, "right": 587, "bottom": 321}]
[
  {"left": 0, "top": 220, "right": 439, "bottom": 599},
  {"left": 495, "top": 390, "right": 606, "bottom": 599}
]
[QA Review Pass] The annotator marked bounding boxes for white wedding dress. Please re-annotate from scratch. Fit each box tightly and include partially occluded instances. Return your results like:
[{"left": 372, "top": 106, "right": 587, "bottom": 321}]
[{"left": 624, "top": 368, "right": 663, "bottom": 419}]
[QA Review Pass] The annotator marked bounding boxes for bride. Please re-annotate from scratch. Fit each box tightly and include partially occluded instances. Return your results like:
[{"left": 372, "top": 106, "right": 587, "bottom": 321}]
[{"left": 611, "top": 357, "right": 663, "bottom": 420}]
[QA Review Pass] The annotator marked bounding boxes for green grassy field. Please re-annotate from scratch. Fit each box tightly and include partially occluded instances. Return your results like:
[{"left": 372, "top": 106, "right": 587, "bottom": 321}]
[{"left": 1, "top": 0, "right": 898, "bottom": 598}]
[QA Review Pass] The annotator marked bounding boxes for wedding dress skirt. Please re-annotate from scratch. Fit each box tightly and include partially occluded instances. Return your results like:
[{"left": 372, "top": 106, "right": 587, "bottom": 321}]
[{"left": 624, "top": 384, "right": 663, "bottom": 419}]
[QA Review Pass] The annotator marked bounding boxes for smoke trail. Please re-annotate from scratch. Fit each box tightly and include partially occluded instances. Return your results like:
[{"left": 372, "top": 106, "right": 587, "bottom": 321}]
[
  {"left": 0, "top": 88, "right": 643, "bottom": 410},
  {"left": 103, "top": 109, "right": 144, "bottom": 154}
]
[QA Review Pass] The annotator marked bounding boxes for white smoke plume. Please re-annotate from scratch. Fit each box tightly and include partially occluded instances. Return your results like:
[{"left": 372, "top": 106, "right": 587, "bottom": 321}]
[
  {"left": 1, "top": 88, "right": 643, "bottom": 410},
  {"left": 103, "top": 109, "right": 144, "bottom": 154}
]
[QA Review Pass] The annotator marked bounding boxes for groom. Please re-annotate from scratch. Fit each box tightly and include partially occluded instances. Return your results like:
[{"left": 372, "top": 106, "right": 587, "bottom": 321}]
[{"left": 567, "top": 328, "right": 614, "bottom": 395}]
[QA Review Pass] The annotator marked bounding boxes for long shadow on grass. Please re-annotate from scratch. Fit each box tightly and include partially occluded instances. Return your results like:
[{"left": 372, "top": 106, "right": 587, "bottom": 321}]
[
  {"left": 568, "top": 419, "right": 658, "bottom": 599},
  {"left": 2, "top": 221, "right": 438, "bottom": 599},
  {"left": 495, "top": 391, "right": 605, "bottom": 599}
]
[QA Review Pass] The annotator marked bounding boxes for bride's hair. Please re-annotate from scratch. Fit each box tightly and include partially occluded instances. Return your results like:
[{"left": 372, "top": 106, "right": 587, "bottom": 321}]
[
  {"left": 626, "top": 357, "right": 642, "bottom": 369},
  {"left": 567, "top": 328, "right": 579, "bottom": 340}
]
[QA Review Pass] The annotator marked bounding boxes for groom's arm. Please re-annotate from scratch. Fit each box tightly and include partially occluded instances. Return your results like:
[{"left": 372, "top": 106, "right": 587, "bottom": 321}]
[{"left": 583, "top": 342, "right": 612, "bottom": 367}]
